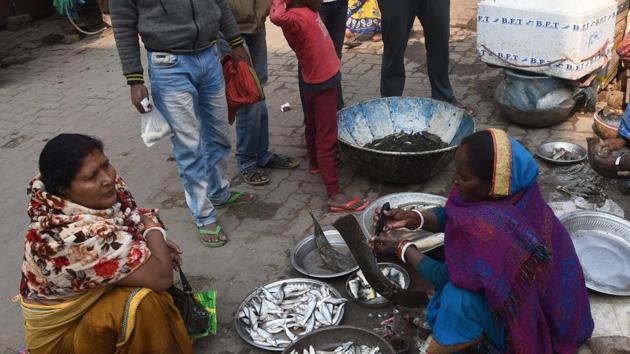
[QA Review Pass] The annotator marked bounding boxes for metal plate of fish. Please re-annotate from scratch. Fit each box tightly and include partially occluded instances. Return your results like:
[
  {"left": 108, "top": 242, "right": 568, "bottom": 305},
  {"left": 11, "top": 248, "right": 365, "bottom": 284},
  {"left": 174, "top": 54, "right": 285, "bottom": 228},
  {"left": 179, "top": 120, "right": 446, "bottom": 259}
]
[
  {"left": 359, "top": 193, "right": 447, "bottom": 248},
  {"left": 560, "top": 211, "right": 630, "bottom": 296},
  {"left": 345, "top": 263, "right": 411, "bottom": 308},
  {"left": 291, "top": 230, "right": 359, "bottom": 278},
  {"left": 536, "top": 142, "right": 587, "bottom": 165},
  {"left": 282, "top": 326, "right": 396, "bottom": 354},
  {"left": 235, "top": 278, "right": 347, "bottom": 351}
]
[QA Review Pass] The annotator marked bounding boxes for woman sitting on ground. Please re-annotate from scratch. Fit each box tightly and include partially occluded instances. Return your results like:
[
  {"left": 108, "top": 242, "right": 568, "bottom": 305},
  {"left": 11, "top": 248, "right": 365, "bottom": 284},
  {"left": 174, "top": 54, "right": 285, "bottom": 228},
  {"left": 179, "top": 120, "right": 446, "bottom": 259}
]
[
  {"left": 371, "top": 129, "right": 593, "bottom": 353},
  {"left": 20, "top": 133, "right": 192, "bottom": 353}
]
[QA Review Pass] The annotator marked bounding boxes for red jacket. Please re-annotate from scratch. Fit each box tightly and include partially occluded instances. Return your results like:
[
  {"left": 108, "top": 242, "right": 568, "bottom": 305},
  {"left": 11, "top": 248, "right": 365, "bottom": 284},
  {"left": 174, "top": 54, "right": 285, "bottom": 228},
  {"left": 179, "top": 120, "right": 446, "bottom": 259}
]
[{"left": 269, "top": 0, "right": 340, "bottom": 84}]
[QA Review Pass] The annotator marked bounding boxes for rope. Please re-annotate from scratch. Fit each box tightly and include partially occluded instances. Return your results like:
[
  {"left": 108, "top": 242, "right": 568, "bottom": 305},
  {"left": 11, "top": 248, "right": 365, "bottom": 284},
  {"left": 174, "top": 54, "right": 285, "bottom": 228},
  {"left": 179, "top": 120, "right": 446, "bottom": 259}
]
[
  {"left": 479, "top": 41, "right": 610, "bottom": 69},
  {"left": 65, "top": 2, "right": 107, "bottom": 36}
]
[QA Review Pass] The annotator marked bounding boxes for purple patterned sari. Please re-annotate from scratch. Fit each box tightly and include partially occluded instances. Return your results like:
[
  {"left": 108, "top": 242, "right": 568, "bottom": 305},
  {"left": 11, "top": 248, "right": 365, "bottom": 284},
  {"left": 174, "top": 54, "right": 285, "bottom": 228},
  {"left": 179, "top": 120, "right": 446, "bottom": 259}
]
[{"left": 443, "top": 130, "right": 593, "bottom": 353}]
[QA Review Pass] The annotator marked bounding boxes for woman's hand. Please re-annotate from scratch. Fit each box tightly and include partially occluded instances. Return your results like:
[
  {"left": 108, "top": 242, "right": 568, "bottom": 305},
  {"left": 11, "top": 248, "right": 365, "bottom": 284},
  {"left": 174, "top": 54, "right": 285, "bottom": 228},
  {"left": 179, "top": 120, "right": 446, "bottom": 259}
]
[
  {"left": 166, "top": 239, "right": 183, "bottom": 267},
  {"left": 140, "top": 214, "right": 161, "bottom": 229},
  {"left": 372, "top": 207, "right": 416, "bottom": 231},
  {"left": 369, "top": 236, "right": 399, "bottom": 255}
]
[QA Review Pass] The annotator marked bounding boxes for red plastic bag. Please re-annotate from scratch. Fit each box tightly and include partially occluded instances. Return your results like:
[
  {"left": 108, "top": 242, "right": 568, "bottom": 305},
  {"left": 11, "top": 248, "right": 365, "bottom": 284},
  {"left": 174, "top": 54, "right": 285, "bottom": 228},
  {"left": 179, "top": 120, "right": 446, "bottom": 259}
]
[{"left": 222, "top": 55, "right": 265, "bottom": 125}]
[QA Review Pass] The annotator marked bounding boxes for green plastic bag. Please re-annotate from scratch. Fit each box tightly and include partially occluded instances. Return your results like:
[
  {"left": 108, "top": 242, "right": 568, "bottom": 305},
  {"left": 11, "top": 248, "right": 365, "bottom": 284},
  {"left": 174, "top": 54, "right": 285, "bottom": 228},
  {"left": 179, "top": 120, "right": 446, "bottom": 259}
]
[{"left": 193, "top": 290, "right": 218, "bottom": 338}]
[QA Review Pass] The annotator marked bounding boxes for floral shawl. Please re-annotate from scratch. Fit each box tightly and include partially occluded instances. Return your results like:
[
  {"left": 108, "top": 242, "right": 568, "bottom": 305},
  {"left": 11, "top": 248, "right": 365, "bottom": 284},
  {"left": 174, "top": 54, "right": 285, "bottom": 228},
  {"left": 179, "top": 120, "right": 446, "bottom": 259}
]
[{"left": 20, "top": 175, "right": 152, "bottom": 300}]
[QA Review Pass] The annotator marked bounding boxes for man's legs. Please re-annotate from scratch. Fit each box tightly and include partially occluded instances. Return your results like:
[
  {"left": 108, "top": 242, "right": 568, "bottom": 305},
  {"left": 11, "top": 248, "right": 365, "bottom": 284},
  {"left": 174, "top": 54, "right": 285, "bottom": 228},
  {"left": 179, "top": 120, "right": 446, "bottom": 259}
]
[
  {"left": 194, "top": 47, "right": 233, "bottom": 209},
  {"left": 234, "top": 30, "right": 273, "bottom": 173},
  {"left": 377, "top": 0, "right": 416, "bottom": 97},
  {"left": 418, "top": 0, "right": 454, "bottom": 103},
  {"left": 319, "top": 0, "right": 347, "bottom": 109},
  {"left": 148, "top": 51, "right": 220, "bottom": 227}
]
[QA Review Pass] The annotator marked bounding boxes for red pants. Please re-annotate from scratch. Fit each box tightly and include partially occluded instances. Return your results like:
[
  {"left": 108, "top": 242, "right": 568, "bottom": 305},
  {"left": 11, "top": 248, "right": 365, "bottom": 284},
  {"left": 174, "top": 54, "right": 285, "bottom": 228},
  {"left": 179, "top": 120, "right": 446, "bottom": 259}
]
[{"left": 303, "top": 85, "right": 341, "bottom": 196}]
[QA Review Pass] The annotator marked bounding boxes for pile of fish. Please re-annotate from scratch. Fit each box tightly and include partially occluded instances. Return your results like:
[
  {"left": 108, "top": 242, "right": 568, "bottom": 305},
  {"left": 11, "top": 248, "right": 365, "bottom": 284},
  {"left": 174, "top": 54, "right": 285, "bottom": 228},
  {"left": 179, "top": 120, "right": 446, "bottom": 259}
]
[
  {"left": 364, "top": 131, "right": 449, "bottom": 153},
  {"left": 290, "top": 342, "right": 381, "bottom": 354},
  {"left": 347, "top": 266, "right": 407, "bottom": 303},
  {"left": 548, "top": 147, "right": 580, "bottom": 161},
  {"left": 238, "top": 282, "right": 347, "bottom": 349}
]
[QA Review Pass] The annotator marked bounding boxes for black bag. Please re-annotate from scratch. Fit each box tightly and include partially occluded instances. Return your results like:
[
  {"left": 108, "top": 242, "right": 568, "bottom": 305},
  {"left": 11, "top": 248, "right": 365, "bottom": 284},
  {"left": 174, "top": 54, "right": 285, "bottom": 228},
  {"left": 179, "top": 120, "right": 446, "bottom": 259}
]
[{"left": 168, "top": 265, "right": 210, "bottom": 337}]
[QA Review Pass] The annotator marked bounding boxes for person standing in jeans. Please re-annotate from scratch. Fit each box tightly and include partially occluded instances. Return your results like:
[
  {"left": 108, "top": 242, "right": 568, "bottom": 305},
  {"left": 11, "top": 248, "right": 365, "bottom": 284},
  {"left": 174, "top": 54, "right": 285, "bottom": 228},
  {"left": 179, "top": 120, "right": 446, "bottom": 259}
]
[
  {"left": 377, "top": 0, "right": 454, "bottom": 103},
  {"left": 221, "top": 0, "right": 300, "bottom": 186},
  {"left": 110, "top": 0, "right": 256, "bottom": 248}
]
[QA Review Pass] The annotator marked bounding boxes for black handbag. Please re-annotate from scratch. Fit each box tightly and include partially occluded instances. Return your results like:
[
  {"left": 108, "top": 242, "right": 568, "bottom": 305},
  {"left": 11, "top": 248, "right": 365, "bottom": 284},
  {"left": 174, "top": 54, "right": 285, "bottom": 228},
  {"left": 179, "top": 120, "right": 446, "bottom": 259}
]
[{"left": 168, "top": 265, "right": 210, "bottom": 337}]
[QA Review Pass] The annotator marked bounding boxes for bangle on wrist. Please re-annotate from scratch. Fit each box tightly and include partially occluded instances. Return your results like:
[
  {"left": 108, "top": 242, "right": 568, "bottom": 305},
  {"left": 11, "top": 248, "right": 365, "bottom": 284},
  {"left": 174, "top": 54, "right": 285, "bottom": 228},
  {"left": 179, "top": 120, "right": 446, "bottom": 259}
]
[
  {"left": 397, "top": 240, "right": 410, "bottom": 260},
  {"left": 400, "top": 242, "right": 416, "bottom": 264},
  {"left": 410, "top": 209, "right": 424, "bottom": 231},
  {"left": 142, "top": 227, "right": 167, "bottom": 242}
]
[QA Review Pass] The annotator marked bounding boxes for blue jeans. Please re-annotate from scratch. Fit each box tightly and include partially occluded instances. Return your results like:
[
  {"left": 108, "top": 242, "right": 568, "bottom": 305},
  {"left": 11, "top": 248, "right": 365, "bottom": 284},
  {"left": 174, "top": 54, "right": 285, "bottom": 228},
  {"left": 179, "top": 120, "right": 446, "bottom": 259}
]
[
  {"left": 148, "top": 47, "right": 231, "bottom": 227},
  {"left": 218, "top": 28, "right": 273, "bottom": 171}
]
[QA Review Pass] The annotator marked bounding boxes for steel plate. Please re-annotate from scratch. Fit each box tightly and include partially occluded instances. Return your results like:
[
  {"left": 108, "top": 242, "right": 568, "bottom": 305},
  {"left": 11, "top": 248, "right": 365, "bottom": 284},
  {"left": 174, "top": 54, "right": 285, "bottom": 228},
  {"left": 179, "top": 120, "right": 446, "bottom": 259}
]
[
  {"left": 560, "top": 210, "right": 630, "bottom": 296},
  {"left": 360, "top": 193, "right": 447, "bottom": 248},
  {"left": 536, "top": 141, "right": 587, "bottom": 165},
  {"left": 282, "top": 326, "right": 396, "bottom": 354},
  {"left": 345, "top": 262, "right": 411, "bottom": 308},
  {"left": 290, "top": 230, "right": 359, "bottom": 278},
  {"left": 234, "top": 278, "right": 346, "bottom": 351}
]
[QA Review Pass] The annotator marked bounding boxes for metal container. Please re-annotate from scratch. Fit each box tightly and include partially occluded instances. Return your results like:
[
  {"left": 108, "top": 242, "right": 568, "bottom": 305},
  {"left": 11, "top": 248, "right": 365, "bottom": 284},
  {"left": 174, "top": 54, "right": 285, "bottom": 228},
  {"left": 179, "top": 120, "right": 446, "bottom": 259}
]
[
  {"left": 345, "top": 262, "right": 411, "bottom": 308},
  {"left": 290, "top": 230, "right": 358, "bottom": 279},
  {"left": 360, "top": 193, "right": 447, "bottom": 243},
  {"left": 282, "top": 326, "right": 396, "bottom": 354},
  {"left": 593, "top": 109, "right": 622, "bottom": 139},
  {"left": 235, "top": 278, "right": 346, "bottom": 351},
  {"left": 535, "top": 141, "right": 587, "bottom": 165},
  {"left": 495, "top": 69, "right": 576, "bottom": 128},
  {"left": 337, "top": 97, "right": 475, "bottom": 184},
  {"left": 560, "top": 210, "right": 630, "bottom": 296}
]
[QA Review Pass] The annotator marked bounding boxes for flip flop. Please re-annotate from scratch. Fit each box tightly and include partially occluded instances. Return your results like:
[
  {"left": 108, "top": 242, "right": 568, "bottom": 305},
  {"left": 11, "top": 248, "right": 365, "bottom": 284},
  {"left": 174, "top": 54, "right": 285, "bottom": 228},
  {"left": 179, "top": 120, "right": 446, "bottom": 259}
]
[
  {"left": 197, "top": 226, "right": 227, "bottom": 248},
  {"left": 329, "top": 196, "right": 369, "bottom": 212},
  {"left": 215, "top": 191, "right": 256, "bottom": 209}
]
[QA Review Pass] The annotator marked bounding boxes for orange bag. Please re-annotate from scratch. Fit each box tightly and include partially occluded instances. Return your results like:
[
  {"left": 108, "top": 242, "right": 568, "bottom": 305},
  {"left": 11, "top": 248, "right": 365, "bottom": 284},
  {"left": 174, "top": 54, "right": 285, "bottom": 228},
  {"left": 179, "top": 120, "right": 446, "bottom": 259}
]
[{"left": 222, "top": 55, "right": 265, "bottom": 125}]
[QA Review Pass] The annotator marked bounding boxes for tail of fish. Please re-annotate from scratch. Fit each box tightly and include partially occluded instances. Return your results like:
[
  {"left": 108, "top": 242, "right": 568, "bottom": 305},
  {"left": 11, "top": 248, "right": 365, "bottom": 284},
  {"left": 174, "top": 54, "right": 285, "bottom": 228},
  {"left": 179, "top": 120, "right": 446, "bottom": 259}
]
[{"left": 309, "top": 211, "right": 332, "bottom": 248}]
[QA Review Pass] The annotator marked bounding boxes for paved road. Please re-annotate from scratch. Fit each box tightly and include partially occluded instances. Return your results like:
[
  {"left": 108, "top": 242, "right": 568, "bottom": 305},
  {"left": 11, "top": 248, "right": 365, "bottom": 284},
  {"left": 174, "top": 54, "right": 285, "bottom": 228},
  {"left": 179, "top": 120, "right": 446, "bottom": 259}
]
[{"left": 1, "top": 1, "right": 628, "bottom": 352}]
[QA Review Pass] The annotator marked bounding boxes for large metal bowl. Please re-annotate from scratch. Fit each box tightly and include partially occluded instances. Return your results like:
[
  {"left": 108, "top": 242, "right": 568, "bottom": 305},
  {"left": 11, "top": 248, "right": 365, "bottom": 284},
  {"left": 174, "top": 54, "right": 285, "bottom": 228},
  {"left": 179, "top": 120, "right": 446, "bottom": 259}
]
[
  {"left": 290, "top": 230, "right": 359, "bottom": 278},
  {"left": 337, "top": 97, "right": 475, "bottom": 184},
  {"left": 282, "top": 326, "right": 396, "bottom": 354},
  {"left": 360, "top": 193, "right": 447, "bottom": 244},
  {"left": 235, "top": 278, "right": 346, "bottom": 351},
  {"left": 536, "top": 141, "right": 587, "bottom": 165},
  {"left": 560, "top": 210, "right": 630, "bottom": 296}
]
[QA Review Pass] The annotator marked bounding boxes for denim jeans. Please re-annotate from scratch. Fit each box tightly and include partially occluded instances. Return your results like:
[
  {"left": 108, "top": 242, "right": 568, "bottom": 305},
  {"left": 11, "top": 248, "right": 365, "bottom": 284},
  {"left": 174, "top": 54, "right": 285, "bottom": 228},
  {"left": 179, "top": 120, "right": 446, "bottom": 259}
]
[
  {"left": 148, "top": 46, "right": 231, "bottom": 227},
  {"left": 218, "top": 28, "right": 273, "bottom": 171}
]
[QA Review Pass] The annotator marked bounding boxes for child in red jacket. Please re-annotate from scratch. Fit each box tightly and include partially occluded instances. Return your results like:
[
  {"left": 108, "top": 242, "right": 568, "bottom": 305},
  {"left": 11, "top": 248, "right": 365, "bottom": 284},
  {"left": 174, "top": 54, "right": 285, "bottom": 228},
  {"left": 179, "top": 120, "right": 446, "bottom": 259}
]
[{"left": 270, "top": 0, "right": 368, "bottom": 212}]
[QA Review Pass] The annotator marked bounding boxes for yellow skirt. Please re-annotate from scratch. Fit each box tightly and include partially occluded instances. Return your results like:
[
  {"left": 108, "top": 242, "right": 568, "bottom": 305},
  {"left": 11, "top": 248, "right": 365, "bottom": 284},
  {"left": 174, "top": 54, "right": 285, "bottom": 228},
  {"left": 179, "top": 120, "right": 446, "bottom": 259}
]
[{"left": 22, "top": 287, "right": 193, "bottom": 354}]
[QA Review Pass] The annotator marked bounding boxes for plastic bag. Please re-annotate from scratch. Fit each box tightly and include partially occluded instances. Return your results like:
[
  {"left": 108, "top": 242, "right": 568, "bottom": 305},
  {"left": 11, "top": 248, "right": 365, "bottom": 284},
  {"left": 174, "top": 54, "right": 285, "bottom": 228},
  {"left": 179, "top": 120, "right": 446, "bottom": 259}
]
[{"left": 140, "top": 98, "right": 172, "bottom": 147}]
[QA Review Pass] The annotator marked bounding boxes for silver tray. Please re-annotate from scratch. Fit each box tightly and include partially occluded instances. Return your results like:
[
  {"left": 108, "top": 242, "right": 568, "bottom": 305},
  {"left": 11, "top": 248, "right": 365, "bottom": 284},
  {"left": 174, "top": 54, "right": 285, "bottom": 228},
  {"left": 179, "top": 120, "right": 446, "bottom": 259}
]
[
  {"left": 345, "top": 262, "right": 411, "bottom": 308},
  {"left": 560, "top": 210, "right": 630, "bottom": 296},
  {"left": 360, "top": 192, "right": 447, "bottom": 249},
  {"left": 234, "top": 278, "right": 346, "bottom": 351},
  {"left": 290, "top": 230, "right": 358, "bottom": 279},
  {"left": 536, "top": 141, "right": 587, "bottom": 165}
]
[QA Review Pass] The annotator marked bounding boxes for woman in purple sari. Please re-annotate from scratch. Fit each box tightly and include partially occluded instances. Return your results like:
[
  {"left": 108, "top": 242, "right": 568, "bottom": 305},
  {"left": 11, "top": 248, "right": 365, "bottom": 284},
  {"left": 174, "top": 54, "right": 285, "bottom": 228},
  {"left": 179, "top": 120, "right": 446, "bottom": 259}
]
[{"left": 371, "top": 129, "right": 593, "bottom": 353}]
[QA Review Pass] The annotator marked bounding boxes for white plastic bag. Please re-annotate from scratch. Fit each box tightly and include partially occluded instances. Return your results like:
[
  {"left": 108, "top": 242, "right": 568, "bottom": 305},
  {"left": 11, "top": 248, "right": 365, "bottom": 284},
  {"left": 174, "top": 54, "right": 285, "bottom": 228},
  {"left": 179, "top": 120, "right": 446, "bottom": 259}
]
[{"left": 140, "top": 98, "right": 172, "bottom": 147}]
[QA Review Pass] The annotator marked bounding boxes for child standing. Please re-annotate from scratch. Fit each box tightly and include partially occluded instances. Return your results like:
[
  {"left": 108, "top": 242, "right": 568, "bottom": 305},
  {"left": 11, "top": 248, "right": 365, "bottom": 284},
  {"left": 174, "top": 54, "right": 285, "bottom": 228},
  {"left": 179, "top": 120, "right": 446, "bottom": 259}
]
[{"left": 270, "top": 0, "right": 368, "bottom": 212}]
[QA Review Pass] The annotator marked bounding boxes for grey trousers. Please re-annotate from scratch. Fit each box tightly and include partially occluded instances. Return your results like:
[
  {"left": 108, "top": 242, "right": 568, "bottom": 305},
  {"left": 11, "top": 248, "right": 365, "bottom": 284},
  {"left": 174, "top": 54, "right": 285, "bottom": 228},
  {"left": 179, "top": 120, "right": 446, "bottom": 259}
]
[{"left": 377, "top": 0, "right": 454, "bottom": 103}]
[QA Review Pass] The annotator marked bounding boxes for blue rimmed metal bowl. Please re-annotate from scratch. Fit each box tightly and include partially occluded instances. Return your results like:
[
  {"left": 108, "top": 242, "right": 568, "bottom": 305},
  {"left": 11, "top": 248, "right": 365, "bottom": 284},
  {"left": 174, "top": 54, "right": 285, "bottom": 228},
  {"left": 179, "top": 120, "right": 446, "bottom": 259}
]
[{"left": 337, "top": 97, "right": 475, "bottom": 184}]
